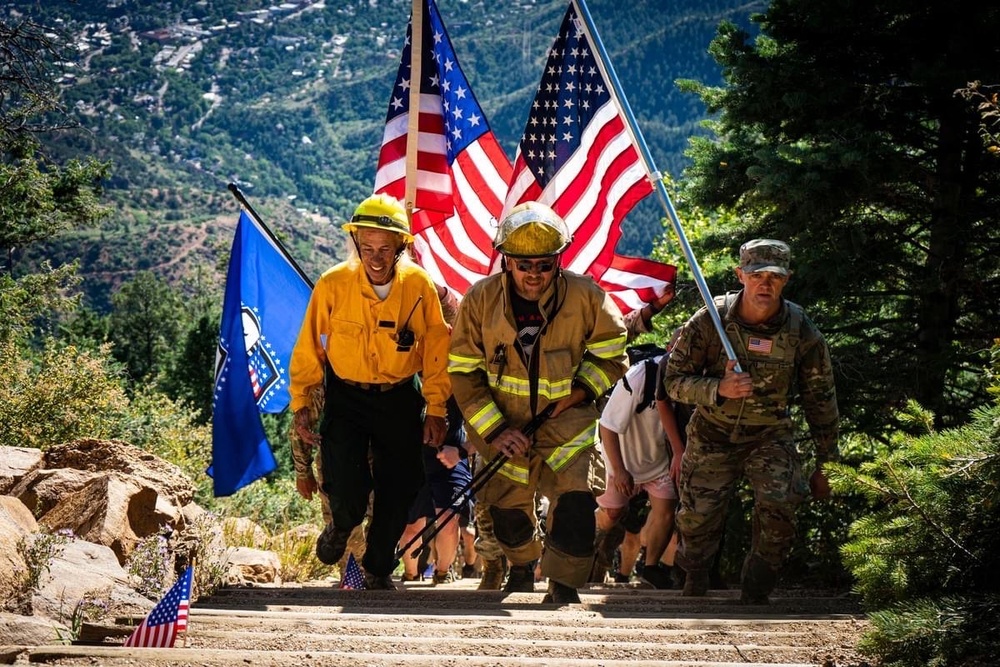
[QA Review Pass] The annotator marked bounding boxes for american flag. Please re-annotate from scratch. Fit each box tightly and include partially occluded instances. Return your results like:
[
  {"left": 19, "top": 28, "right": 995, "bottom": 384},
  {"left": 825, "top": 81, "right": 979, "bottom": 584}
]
[
  {"left": 341, "top": 552, "right": 367, "bottom": 590},
  {"left": 503, "top": 1, "right": 676, "bottom": 313},
  {"left": 374, "top": 0, "right": 512, "bottom": 295},
  {"left": 748, "top": 337, "right": 773, "bottom": 354},
  {"left": 123, "top": 566, "right": 193, "bottom": 648}
]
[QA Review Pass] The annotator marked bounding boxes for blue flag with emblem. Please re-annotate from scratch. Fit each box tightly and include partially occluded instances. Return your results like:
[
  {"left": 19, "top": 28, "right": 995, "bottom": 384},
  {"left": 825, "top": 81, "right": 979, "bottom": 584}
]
[{"left": 209, "top": 210, "right": 312, "bottom": 496}]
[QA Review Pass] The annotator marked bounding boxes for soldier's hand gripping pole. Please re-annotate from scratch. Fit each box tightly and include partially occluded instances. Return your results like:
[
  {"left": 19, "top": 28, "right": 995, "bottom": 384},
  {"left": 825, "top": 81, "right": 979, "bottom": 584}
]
[{"left": 394, "top": 404, "right": 555, "bottom": 561}]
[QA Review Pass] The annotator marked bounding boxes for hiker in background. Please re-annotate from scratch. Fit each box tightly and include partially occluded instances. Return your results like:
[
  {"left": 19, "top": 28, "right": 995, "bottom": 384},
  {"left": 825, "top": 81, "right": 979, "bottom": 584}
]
[
  {"left": 663, "top": 239, "right": 839, "bottom": 604},
  {"left": 594, "top": 331, "right": 685, "bottom": 589},
  {"left": 290, "top": 194, "right": 450, "bottom": 591},
  {"left": 399, "top": 396, "right": 475, "bottom": 585}
]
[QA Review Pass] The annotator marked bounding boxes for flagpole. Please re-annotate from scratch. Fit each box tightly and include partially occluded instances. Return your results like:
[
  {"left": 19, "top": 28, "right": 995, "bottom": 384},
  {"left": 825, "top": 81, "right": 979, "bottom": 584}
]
[
  {"left": 227, "top": 182, "right": 314, "bottom": 289},
  {"left": 571, "top": 0, "right": 741, "bottom": 370},
  {"left": 404, "top": 0, "right": 424, "bottom": 220}
]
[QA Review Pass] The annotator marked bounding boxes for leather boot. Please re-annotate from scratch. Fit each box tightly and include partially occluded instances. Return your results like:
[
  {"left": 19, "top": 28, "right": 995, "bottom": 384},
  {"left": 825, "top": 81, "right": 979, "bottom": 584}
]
[
  {"left": 681, "top": 569, "right": 710, "bottom": 597},
  {"left": 740, "top": 555, "right": 778, "bottom": 605},
  {"left": 477, "top": 557, "right": 507, "bottom": 591}
]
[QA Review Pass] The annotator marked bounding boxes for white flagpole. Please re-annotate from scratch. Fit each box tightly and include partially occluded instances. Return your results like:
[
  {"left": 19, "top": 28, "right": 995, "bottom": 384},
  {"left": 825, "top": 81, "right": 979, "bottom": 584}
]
[
  {"left": 404, "top": 0, "right": 424, "bottom": 221},
  {"left": 571, "top": 0, "right": 741, "bottom": 370}
]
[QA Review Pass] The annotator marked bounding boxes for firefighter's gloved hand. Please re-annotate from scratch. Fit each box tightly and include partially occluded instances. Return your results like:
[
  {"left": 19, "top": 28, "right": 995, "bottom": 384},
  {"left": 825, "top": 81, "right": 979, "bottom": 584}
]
[{"left": 492, "top": 427, "right": 531, "bottom": 458}]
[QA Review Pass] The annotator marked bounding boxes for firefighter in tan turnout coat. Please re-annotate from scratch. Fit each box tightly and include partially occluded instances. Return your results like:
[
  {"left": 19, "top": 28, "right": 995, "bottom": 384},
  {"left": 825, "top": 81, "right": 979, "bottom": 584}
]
[{"left": 448, "top": 202, "right": 628, "bottom": 604}]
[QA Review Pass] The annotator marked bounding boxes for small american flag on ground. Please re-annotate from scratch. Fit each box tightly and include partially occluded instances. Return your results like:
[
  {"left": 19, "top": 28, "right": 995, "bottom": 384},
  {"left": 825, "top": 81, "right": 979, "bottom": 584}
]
[
  {"left": 748, "top": 337, "right": 773, "bottom": 354},
  {"left": 123, "top": 566, "right": 193, "bottom": 648},
  {"left": 341, "top": 552, "right": 366, "bottom": 590}
]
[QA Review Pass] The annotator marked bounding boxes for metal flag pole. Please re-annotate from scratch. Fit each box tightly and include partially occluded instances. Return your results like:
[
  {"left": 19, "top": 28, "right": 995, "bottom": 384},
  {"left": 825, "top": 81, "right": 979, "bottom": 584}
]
[
  {"left": 227, "top": 182, "right": 314, "bottom": 289},
  {"left": 571, "top": 0, "right": 741, "bottom": 370}
]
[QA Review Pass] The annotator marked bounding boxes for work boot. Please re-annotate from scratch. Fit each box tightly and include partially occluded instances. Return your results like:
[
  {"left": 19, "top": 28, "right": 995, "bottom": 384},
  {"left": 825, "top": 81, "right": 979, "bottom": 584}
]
[
  {"left": 363, "top": 572, "right": 396, "bottom": 590},
  {"left": 639, "top": 563, "right": 673, "bottom": 590},
  {"left": 315, "top": 523, "right": 351, "bottom": 565},
  {"left": 478, "top": 557, "right": 507, "bottom": 590},
  {"left": 503, "top": 563, "right": 536, "bottom": 593},
  {"left": 681, "top": 569, "right": 710, "bottom": 597},
  {"left": 740, "top": 556, "right": 778, "bottom": 605},
  {"left": 542, "top": 580, "right": 581, "bottom": 604}
]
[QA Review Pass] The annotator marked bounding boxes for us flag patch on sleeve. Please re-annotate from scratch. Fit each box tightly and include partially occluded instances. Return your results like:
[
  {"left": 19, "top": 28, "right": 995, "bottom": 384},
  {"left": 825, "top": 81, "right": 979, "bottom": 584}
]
[{"left": 748, "top": 337, "right": 773, "bottom": 354}]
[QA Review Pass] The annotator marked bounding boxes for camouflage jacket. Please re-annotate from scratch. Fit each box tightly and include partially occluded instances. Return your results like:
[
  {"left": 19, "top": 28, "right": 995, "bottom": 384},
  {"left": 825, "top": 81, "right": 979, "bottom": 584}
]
[{"left": 663, "top": 291, "right": 839, "bottom": 463}]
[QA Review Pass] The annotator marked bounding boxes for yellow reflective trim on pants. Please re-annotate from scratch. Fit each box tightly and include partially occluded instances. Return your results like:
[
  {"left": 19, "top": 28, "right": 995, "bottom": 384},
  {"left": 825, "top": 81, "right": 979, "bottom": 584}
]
[
  {"left": 545, "top": 424, "right": 597, "bottom": 472},
  {"left": 587, "top": 334, "right": 627, "bottom": 360}
]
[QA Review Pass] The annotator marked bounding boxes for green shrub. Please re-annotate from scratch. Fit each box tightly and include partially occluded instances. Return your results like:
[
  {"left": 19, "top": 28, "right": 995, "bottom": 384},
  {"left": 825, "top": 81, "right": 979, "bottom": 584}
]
[
  {"left": 0, "top": 339, "right": 130, "bottom": 449},
  {"left": 828, "top": 348, "right": 1000, "bottom": 666}
]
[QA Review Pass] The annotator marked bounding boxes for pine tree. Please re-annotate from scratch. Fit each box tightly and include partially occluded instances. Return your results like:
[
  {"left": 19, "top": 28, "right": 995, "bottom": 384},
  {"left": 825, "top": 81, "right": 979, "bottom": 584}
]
[{"left": 680, "top": 0, "right": 1000, "bottom": 434}]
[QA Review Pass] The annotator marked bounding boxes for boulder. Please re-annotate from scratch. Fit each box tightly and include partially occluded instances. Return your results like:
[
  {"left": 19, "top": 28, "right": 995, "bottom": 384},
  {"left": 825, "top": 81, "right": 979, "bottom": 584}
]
[
  {"left": 0, "top": 612, "right": 70, "bottom": 647},
  {"left": 42, "top": 439, "right": 194, "bottom": 508},
  {"left": 224, "top": 547, "right": 282, "bottom": 585},
  {"left": 0, "top": 446, "right": 43, "bottom": 494},
  {"left": 9, "top": 439, "right": 197, "bottom": 563},
  {"left": 0, "top": 496, "right": 38, "bottom": 607},
  {"left": 33, "top": 538, "right": 153, "bottom": 621},
  {"left": 37, "top": 474, "right": 156, "bottom": 565}
]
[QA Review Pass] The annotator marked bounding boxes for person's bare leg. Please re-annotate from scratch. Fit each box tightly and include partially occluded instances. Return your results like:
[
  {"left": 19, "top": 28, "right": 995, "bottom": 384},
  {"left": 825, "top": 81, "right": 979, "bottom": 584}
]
[
  {"left": 432, "top": 511, "right": 460, "bottom": 580},
  {"left": 399, "top": 517, "right": 426, "bottom": 580},
  {"left": 643, "top": 497, "right": 675, "bottom": 567},
  {"left": 619, "top": 531, "right": 642, "bottom": 577}
]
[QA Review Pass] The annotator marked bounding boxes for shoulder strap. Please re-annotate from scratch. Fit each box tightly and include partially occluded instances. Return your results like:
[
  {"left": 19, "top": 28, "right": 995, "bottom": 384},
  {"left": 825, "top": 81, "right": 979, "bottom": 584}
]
[
  {"left": 706, "top": 292, "right": 737, "bottom": 367},
  {"left": 635, "top": 358, "right": 660, "bottom": 414}
]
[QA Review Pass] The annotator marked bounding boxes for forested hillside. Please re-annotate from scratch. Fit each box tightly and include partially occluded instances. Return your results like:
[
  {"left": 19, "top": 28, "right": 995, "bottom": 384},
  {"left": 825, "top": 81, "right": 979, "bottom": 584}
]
[{"left": 10, "top": 0, "right": 763, "bottom": 311}]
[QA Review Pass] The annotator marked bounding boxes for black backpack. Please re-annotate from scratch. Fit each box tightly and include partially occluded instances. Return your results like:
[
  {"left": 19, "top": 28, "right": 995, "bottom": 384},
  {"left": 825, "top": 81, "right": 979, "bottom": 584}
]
[{"left": 622, "top": 343, "right": 666, "bottom": 414}]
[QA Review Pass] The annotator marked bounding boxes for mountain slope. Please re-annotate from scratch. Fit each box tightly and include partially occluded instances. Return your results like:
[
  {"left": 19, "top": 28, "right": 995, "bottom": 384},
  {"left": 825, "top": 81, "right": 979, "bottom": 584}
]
[{"left": 17, "top": 0, "right": 764, "bottom": 309}]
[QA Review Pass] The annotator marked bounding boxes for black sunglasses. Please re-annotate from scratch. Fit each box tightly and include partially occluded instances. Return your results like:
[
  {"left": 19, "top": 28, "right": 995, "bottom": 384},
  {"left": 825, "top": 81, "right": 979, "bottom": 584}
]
[{"left": 513, "top": 259, "right": 556, "bottom": 273}]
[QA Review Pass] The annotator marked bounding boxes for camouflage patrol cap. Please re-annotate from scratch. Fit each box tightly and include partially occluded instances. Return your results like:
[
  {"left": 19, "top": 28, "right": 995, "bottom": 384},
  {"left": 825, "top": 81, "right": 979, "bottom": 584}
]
[{"left": 739, "top": 239, "right": 791, "bottom": 276}]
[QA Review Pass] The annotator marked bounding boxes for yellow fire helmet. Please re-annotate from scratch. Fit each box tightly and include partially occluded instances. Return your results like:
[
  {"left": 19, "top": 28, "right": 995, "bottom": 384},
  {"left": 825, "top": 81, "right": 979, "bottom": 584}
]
[
  {"left": 493, "top": 201, "right": 572, "bottom": 258},
  {"left": 342, "top": 193, "right": 414, "bottom": 243}
]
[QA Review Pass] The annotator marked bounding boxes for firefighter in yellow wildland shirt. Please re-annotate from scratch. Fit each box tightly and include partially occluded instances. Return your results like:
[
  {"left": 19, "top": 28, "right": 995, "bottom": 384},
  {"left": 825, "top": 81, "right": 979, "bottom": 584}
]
[
  {"left": 290, "top": 194, "right": 450, "bottom": 591},
  {"left": 448, "top": 202, "right": 628, "bottom": 605}
]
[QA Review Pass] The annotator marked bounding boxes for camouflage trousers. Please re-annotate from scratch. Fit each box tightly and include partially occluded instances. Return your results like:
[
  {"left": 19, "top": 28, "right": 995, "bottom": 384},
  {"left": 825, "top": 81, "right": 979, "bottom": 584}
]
[{"left": 675, "top": 432, "right": 808, "bottom": 573}]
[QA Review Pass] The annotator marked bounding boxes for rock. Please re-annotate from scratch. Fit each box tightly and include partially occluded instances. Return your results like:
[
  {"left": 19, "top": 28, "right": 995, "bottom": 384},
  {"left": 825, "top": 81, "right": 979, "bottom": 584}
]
[
  {"left": 0, "top": 446, "right": 43, "bottom": 494},
  {"left": 224, "top": 547, "right": 282, "bottom": 585},
  {"left": 0, "top": 611, "right": 70, "bottom": 647},
  {"left": 0, "top": 496, "right": 38, "bottom": 607},
  {"left": 33, "top": 538, "right": 153, "bottom": 621},
  {"left": 9, "top": 439, "right": 197, "bottom": 564}
]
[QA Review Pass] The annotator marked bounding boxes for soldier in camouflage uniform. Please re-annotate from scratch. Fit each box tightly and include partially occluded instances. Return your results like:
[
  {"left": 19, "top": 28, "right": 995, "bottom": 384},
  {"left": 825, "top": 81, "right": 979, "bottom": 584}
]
[
  {"left": 289, "top": 384, "right": 368, "bottom": 577},
  {"left": 662, "top": 239, "right": 838, "bottom": 605}
]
